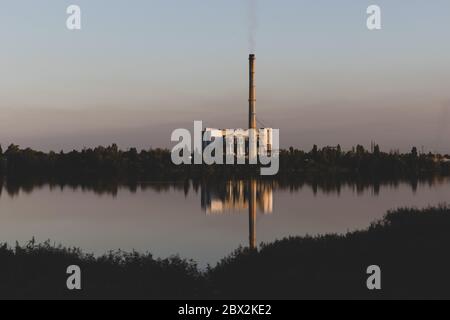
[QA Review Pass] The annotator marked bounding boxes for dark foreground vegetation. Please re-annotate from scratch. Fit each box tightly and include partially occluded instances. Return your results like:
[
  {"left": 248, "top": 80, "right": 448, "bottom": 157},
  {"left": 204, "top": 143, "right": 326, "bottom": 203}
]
[
  {"left": 0, "top": 206, "right": 449, "bottom": 299},
  {"left": 1, "top": 144, "right": 450, "bottom": 182}
]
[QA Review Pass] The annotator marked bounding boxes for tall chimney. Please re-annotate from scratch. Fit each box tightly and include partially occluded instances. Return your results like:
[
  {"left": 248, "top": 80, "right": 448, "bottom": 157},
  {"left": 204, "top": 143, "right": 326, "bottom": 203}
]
[{"left": 249, "top": 54, "right": 256, "bottom": 129}]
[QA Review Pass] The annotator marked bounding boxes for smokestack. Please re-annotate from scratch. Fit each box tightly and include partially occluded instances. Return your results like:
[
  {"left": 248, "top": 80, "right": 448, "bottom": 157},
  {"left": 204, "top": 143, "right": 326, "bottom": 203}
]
[{"left": 249, "top": 54, "right": 256, "bottom": 129}]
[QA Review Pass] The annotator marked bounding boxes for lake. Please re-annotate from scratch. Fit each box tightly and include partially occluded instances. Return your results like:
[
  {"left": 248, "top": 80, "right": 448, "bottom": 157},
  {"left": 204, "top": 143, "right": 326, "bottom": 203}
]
[{"left": 0, "top": 177, "right": 449, "bottom": 267}]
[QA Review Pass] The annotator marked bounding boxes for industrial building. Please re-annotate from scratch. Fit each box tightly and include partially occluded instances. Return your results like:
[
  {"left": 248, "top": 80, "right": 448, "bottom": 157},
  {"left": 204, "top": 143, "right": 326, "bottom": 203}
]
[
  {"left": 202, "top": 54, "right": 273, "bottom": 160},
  {"left": 200, "top": 55, "right": 275, "bottom": 250}
]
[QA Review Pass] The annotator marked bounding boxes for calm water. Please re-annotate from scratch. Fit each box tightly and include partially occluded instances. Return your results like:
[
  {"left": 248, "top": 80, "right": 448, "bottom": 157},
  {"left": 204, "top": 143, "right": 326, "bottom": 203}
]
[{"left": 0, "top": 178, "right": 449, "bottom": 266}]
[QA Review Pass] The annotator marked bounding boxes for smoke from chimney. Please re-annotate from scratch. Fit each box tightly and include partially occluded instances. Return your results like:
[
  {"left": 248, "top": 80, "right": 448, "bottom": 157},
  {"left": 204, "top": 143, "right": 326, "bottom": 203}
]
[{"left": 247, "top": 0, "right": 258, "bottom": 53}]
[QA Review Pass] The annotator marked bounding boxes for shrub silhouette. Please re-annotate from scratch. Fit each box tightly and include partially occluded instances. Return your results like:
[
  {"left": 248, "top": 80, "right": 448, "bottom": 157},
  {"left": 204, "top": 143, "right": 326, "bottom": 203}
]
[
  {"left": 208, "top": 205, "right": 450, "bottom": 299},
  {"left": 0, "top": 206, "right": 449, "bottom": 299}
]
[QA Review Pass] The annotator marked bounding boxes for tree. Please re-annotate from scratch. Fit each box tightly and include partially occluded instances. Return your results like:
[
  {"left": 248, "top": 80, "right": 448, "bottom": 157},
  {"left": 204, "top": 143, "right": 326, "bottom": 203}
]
[
  {"left": 5, "top": 144, "right": 20, "bottom": 155},
  {"left": 374, "top": 144, "right": 381, "bottom": 157},
  {"left": 411, "top": 147, "right": 418, "bottom": 159}
]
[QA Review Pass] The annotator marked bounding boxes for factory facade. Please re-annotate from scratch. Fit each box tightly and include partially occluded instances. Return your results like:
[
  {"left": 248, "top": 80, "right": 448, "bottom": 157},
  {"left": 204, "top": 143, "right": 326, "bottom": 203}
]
[{"left": 202, "top": 127, "right": 273, "bottom": 160}]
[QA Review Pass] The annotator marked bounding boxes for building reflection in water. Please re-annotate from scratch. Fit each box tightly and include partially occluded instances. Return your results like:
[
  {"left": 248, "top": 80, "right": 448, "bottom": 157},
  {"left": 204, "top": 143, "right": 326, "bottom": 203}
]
[{"left": 201, "top": 180, "right": 273, "bottom": 250}]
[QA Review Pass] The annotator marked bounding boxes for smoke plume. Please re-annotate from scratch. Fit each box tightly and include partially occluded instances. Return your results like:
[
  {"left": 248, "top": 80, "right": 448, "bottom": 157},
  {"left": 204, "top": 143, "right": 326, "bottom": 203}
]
[{"left": 247, "top": 0, "right": 258, "bottom": 53}]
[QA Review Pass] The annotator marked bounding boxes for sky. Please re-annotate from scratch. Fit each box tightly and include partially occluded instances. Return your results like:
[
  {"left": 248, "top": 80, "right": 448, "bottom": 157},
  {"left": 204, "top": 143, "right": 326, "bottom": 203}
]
[{"left": 1, "top": 0, "right": 450, "bottom": 153}]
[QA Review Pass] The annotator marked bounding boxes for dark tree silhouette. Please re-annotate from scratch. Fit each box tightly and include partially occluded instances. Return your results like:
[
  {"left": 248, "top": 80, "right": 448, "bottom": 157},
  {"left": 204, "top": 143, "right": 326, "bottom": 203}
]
[
  {"left": 0, "top": 144, "right": 449, "bottom": 182},
  {"left": 0, "top": 206, "right": 449, "bottom": 299}
]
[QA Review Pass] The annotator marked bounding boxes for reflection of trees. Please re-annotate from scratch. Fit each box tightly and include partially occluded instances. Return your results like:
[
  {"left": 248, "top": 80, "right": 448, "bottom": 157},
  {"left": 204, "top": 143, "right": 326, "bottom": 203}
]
[
  {"left": 274, "top": 175, "right": 450, "bottom": 196},
  {"left": 1, "top": 175, "right": 449, "bottom": 199},
  {"left": 1, "top": 143, "right": 449, "bottom": 199},
  {"left": 0, "top": 178, "right": 189, "bottom": 198}
]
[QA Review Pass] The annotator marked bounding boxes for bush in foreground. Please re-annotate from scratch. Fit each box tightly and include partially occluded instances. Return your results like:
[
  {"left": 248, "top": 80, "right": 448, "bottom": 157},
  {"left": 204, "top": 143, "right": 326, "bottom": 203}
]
[{"left": 0, "top": 206, "right": 449, "bottom": 299}]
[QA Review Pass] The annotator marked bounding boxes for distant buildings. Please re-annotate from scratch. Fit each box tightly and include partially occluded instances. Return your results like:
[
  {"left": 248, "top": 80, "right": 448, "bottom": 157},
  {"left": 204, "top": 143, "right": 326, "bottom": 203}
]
[{"left": 202, "top": 127, "right": 273, "bottom": 159}]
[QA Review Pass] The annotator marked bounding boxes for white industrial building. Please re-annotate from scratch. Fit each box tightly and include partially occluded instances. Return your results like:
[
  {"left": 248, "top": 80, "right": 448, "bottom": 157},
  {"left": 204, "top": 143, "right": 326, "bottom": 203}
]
[{"left": 201, "top": 54, "right": 273, "bottom": 159}]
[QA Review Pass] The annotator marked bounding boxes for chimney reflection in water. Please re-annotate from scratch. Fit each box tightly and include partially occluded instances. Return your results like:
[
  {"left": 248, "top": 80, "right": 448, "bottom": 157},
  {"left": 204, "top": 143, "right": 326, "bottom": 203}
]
[
  {"left": 249, "top": 180, "right": 257, "bottom": 250},
  {"left": 201, "top": 180, "right": 273, "bottom": 250}
]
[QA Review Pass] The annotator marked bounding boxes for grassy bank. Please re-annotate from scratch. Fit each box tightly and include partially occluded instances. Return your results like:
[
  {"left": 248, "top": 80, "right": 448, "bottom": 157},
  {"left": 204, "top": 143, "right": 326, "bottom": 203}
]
[{"left": 1, "top": 206, "right": 449, "bottom": 299}]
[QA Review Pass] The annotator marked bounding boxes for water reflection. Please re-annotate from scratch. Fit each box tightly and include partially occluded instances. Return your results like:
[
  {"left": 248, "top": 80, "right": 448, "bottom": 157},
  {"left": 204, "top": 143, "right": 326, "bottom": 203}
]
[
  {"left": 249, "top": 180, "right": 257, "bottom": 250},
  {"left": 201, "top": 180, "right": 273, "bottom": 214},
  {"left": 201, "top": 180, "right": 273, "bottom": 249},
  {"left": 1, "top": 176, "right": 450, "bottom": 265},
  {"left": 2, "top": 175, "right": 449, "bottom": 199}
]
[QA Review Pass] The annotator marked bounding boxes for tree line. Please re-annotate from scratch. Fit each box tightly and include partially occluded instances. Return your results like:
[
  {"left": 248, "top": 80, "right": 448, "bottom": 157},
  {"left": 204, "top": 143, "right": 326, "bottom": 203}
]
[{"left": 1, "top": 143, "right": 449, "bottom": 181}]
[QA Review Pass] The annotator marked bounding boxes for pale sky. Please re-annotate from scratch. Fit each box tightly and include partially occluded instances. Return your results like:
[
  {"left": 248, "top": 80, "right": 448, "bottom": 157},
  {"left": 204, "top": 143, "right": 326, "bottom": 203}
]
[{"left": 1, "top": 0, "right": 450, "bottom": 152}]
